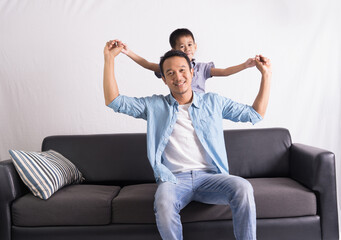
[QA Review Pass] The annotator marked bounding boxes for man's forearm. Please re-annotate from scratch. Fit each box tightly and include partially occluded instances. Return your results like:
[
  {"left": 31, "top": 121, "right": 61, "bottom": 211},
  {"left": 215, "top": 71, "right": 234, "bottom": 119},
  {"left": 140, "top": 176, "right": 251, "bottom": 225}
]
[
  {"left": 103, "top": 57, "right": 119, "bottom": 105},
  {"left": 252, "top": 72, "right": 272, "bottom": 118}
]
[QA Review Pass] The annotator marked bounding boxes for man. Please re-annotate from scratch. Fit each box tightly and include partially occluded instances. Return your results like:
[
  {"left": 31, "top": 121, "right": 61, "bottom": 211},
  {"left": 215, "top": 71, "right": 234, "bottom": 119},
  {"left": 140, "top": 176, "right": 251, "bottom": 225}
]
[{"left": 103, "top": 39, "right": 272, "bottom": 240}]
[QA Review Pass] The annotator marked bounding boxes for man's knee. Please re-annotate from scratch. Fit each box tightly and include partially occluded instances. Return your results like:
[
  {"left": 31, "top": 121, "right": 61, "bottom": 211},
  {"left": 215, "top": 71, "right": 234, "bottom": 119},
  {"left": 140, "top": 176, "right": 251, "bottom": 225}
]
[
  {"left": 154, "top": 182, "right": 179, "bottom": 214},
  {"left": 239, "top": 178, "right": 253, "bottom": 194},
  {"left": 154, "top": 196, "right": 178, "bottom": 213},
  {"left": 231, "top": 177, "right": 254, "bottom": 203}
]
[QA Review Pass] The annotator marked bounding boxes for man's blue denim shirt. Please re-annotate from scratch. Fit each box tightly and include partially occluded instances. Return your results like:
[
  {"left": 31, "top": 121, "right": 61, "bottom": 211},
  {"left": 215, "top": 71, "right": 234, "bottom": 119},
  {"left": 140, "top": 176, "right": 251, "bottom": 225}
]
[{"left": 108, "top": 91, "right": 262, "bottom": 183}]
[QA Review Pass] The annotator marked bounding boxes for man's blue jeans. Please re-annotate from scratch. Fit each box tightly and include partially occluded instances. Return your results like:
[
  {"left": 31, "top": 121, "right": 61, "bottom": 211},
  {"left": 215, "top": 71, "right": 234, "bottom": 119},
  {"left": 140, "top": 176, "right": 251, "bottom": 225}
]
[{"left": 154, "top": 171, "right": 256, "bottom": 240}]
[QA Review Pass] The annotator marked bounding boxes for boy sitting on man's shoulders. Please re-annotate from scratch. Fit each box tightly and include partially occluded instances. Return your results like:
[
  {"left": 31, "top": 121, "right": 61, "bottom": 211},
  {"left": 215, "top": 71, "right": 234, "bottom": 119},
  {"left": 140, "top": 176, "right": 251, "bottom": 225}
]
[{"left": 121, "top": 28, "right": 256, "bottom": 93}]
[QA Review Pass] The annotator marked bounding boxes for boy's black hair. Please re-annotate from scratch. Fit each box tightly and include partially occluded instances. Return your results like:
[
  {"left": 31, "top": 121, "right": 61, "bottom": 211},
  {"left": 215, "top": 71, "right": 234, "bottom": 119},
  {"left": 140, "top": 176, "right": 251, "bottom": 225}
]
[
  {"left": 169, "top": 28, "right": 195, "bottom": 49},
  {"left": 159, "top": 50, "right": 192, "bottom": 77}
]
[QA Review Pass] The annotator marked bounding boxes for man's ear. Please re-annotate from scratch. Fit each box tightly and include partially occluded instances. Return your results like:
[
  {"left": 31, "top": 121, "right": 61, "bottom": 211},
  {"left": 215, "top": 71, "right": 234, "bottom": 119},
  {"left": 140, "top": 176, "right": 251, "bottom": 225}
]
[{"left": 191, "top": 68, "right": 194, "bottom": 77}]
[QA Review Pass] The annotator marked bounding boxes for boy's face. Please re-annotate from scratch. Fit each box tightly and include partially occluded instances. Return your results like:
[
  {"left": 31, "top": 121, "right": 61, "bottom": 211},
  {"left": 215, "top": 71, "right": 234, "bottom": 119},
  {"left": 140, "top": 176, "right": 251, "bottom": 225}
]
[
  {"left": 173, "top": 36, "right": 197, "bottom": 61},
  {"left": 161, "top": 56, "right": 193, "bottom": 98}
]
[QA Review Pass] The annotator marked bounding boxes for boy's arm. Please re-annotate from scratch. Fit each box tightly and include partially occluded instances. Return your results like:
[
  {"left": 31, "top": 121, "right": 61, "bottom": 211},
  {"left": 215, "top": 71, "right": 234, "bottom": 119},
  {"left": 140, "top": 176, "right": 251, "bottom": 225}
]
[
  {"left": 251, "top": 55, "right": 272, "bottom": 118},
  {"left": 103, "top": 40, "right": 124, "bottom": 105},
  {"left": 121, "top": 43, "right": 160, "bottom": 73},
  {"left": 210, "top": 58, "right": 255, "bottom": 77}
]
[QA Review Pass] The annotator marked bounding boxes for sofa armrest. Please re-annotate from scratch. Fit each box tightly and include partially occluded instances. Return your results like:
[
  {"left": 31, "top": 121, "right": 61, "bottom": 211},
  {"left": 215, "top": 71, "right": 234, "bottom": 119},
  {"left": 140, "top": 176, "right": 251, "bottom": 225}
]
[
  {"left": 290, "top": 143, "right": 339, "bottom": 240},
  {"left": 0, "top": 160, "right": 29, "bottom": 240}
]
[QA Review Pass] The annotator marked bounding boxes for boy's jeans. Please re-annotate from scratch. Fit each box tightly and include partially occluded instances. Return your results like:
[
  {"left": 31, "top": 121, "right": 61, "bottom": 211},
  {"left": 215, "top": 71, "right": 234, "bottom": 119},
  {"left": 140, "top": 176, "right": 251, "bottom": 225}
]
[{"left": 154, "top": 171, "right": 256, "bottom": 240}]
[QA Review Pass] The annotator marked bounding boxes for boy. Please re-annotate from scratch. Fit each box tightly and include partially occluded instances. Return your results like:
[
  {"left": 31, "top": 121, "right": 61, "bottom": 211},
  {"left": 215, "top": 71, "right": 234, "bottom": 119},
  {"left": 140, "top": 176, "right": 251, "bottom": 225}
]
[{"left": 121, "top": 28, "right": 256, "bottom": 93}]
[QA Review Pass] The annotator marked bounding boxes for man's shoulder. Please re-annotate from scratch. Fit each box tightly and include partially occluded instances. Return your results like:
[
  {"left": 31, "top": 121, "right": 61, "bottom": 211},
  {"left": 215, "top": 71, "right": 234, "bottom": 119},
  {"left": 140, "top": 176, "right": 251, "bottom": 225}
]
[
  {"left": 144, "top": 94, "right": 169, "bottom": 101},
  {"left": 195, "top": 91, "right": 226, "bottom": 104},
  {"left": 193, "top": 92, "right": 230, "bottom": 112},
  {"left": 117, "top": 94, "right": 169, "bottom": 104},
  {"left": 144, "top": 94, "right": 173, "bottom": 105},
  {"left": 196, "top": 91, "right": 220, "bottom": 98}
]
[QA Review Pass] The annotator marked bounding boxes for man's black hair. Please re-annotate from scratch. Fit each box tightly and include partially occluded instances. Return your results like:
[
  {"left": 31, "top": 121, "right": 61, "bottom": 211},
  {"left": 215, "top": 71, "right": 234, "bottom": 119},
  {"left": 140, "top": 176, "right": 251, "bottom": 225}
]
[
  {"left": 159, "top": 50, "right": 192, "bottom": 78},
  {"left": 169, "top": 28, "right": 195, "bottom": 49}
]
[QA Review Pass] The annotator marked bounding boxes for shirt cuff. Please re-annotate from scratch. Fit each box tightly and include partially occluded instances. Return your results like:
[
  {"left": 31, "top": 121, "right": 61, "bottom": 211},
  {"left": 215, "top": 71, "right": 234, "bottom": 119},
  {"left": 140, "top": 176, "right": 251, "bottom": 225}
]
[
  {"left": 107, "top": 95, "right": 122, "bottom": 112},
  {"left": 250, "top": 107, "right": 263, "bottom": 125}
]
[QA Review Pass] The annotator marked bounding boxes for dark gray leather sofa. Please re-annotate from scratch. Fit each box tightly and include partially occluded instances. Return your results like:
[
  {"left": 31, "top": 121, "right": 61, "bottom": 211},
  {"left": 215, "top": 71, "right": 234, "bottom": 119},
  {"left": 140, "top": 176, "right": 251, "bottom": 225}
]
[{"left": 0, "top": 128, "right": 338, "bottom": 240}]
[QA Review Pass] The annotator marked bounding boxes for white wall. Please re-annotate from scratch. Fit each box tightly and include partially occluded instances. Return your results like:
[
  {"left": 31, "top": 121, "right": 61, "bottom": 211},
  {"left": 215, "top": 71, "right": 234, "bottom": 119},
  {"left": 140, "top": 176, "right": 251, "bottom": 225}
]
[{"left": 1, "top": 0, "right": 340, "bottom": 226}]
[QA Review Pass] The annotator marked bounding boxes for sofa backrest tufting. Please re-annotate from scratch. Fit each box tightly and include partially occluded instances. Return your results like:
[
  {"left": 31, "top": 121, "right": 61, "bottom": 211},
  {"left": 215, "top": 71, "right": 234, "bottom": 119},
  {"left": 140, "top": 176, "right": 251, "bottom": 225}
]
[{"left": 42, "top": 128, "right": 292, "bottom": 185}]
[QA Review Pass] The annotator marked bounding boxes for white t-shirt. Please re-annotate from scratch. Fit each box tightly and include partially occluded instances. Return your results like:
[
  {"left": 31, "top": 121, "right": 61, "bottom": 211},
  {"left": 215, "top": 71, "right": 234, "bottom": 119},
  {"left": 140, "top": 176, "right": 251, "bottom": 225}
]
[{"left": 162, "top": 103, "right": 217, "bottom": 173}]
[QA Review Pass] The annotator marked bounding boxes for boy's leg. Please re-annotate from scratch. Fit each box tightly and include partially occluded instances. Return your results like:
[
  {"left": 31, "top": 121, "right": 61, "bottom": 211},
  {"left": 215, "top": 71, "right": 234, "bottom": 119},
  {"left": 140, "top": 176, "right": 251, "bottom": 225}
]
[
  {"left": 193, "top": 172, "right": 256, "bottom": 240},
  {"left": 154, "top": 172, "right": 193, "bottom": 240}
]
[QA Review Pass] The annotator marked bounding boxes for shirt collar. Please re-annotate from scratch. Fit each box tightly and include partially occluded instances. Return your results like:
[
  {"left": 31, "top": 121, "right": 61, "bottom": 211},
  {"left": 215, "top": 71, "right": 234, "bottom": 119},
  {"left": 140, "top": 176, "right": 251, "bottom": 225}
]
[
  {"left": 166, "top": 91, "right": 200, "bottom": 109},
  {"left": 167, "top": 93, "right": 178, "bottom": 106},
  {"left": 191, "top": 91, "right": 201, "bottom": 108}
]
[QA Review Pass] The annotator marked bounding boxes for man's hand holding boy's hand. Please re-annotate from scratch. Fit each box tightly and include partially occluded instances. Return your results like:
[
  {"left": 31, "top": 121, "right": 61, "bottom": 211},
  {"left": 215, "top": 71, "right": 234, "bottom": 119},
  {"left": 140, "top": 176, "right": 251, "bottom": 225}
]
[
  {"left": 255, "top": 55, "right": 272, "bottom": 75},
  {"left": 104, "top": 40, "right": 124, "bottom": 60}
]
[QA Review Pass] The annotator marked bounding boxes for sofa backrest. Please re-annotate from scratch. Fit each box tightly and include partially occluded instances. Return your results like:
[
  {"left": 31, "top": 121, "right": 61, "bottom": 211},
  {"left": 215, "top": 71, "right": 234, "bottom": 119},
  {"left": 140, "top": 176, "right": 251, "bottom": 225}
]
[
  {"left": 42, "top": 128, "right": 292, "bottom": 185},
  {"left": 225, "top": 128, "right": 291, "bottom": 178},
  {"left": 42, "top": 133, "right": 154, "bottom": 185}
]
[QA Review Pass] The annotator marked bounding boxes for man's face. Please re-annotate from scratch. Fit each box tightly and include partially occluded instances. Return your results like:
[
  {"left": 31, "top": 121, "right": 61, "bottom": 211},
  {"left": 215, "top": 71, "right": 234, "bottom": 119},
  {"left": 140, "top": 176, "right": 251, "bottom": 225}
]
[
  {"left": 161, "top": 56, "right": 193, "bottom": 97},
  {"left": 173, "top": 36, "right": 197, "bottom": 61}
]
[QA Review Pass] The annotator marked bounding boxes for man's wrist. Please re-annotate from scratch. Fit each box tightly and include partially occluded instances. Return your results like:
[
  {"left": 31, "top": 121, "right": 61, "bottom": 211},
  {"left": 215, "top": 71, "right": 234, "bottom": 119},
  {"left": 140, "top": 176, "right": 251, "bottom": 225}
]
[
  {"left": 261, "top": 71, "right": 272, "bottom": 78},
  {"left": 104, "top": 55, "right": 115, "bottom": 62}
]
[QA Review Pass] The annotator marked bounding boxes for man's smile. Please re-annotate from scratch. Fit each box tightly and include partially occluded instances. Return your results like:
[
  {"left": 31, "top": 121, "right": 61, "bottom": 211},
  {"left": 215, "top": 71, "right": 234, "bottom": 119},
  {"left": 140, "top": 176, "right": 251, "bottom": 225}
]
[{"left": 174, "top": 81, "right": 186, "bottom": 86}]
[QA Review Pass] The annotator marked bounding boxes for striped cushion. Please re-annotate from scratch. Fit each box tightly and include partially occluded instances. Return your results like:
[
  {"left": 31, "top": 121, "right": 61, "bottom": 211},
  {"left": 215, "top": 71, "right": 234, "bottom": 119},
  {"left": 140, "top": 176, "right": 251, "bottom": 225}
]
[{"left": 9, "top": 149, "right": 84, "bottom": 200}]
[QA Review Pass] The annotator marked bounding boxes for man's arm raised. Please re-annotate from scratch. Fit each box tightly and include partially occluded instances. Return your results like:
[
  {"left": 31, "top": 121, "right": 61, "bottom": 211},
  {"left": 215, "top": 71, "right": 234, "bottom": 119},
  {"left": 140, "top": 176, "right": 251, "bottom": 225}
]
[
  {"left": 252, "top": 55, "right": 272, "bottom": 118},
  {"left": 103, "top": 40, "right": 124, "bottom": 106}
]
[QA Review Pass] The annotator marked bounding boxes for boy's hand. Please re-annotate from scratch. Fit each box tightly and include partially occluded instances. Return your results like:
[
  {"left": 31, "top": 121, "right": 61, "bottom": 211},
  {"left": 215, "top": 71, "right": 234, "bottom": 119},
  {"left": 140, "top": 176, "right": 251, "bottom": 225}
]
[
  {"left": 245, "top": 58, "right": 256, "bottom": 68},
  {"left": 121, "top": 42, "right": 130, "bottom": 55},
  {"left": 255, "top": 55, "right": 272, "bottom": 75},
  {"left": 104, "top": 40, "right": 124, "bottom": 60}
]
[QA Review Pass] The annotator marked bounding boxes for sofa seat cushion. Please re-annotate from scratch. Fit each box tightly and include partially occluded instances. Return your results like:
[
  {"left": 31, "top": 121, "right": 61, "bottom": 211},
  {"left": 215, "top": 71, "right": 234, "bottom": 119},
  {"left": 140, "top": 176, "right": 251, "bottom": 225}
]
[
  {"left": 251, "top": 177, "right": 316, "bottom": 218},
  {"left": 112, "top": 178, "right": 316, "bottom": 223},
  {"left": 12, "top": 184, "right": 120, "bottom": 226}
]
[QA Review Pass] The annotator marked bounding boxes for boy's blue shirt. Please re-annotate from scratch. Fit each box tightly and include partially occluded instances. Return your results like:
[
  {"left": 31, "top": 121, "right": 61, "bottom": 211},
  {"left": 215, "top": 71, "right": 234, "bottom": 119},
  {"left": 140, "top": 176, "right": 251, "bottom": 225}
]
[
  {"left": 155, "top": 60, "right": 214, "bottom": 93},
  {"left": 108, "top": 91, "right": 262, "bottom": 183}
]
